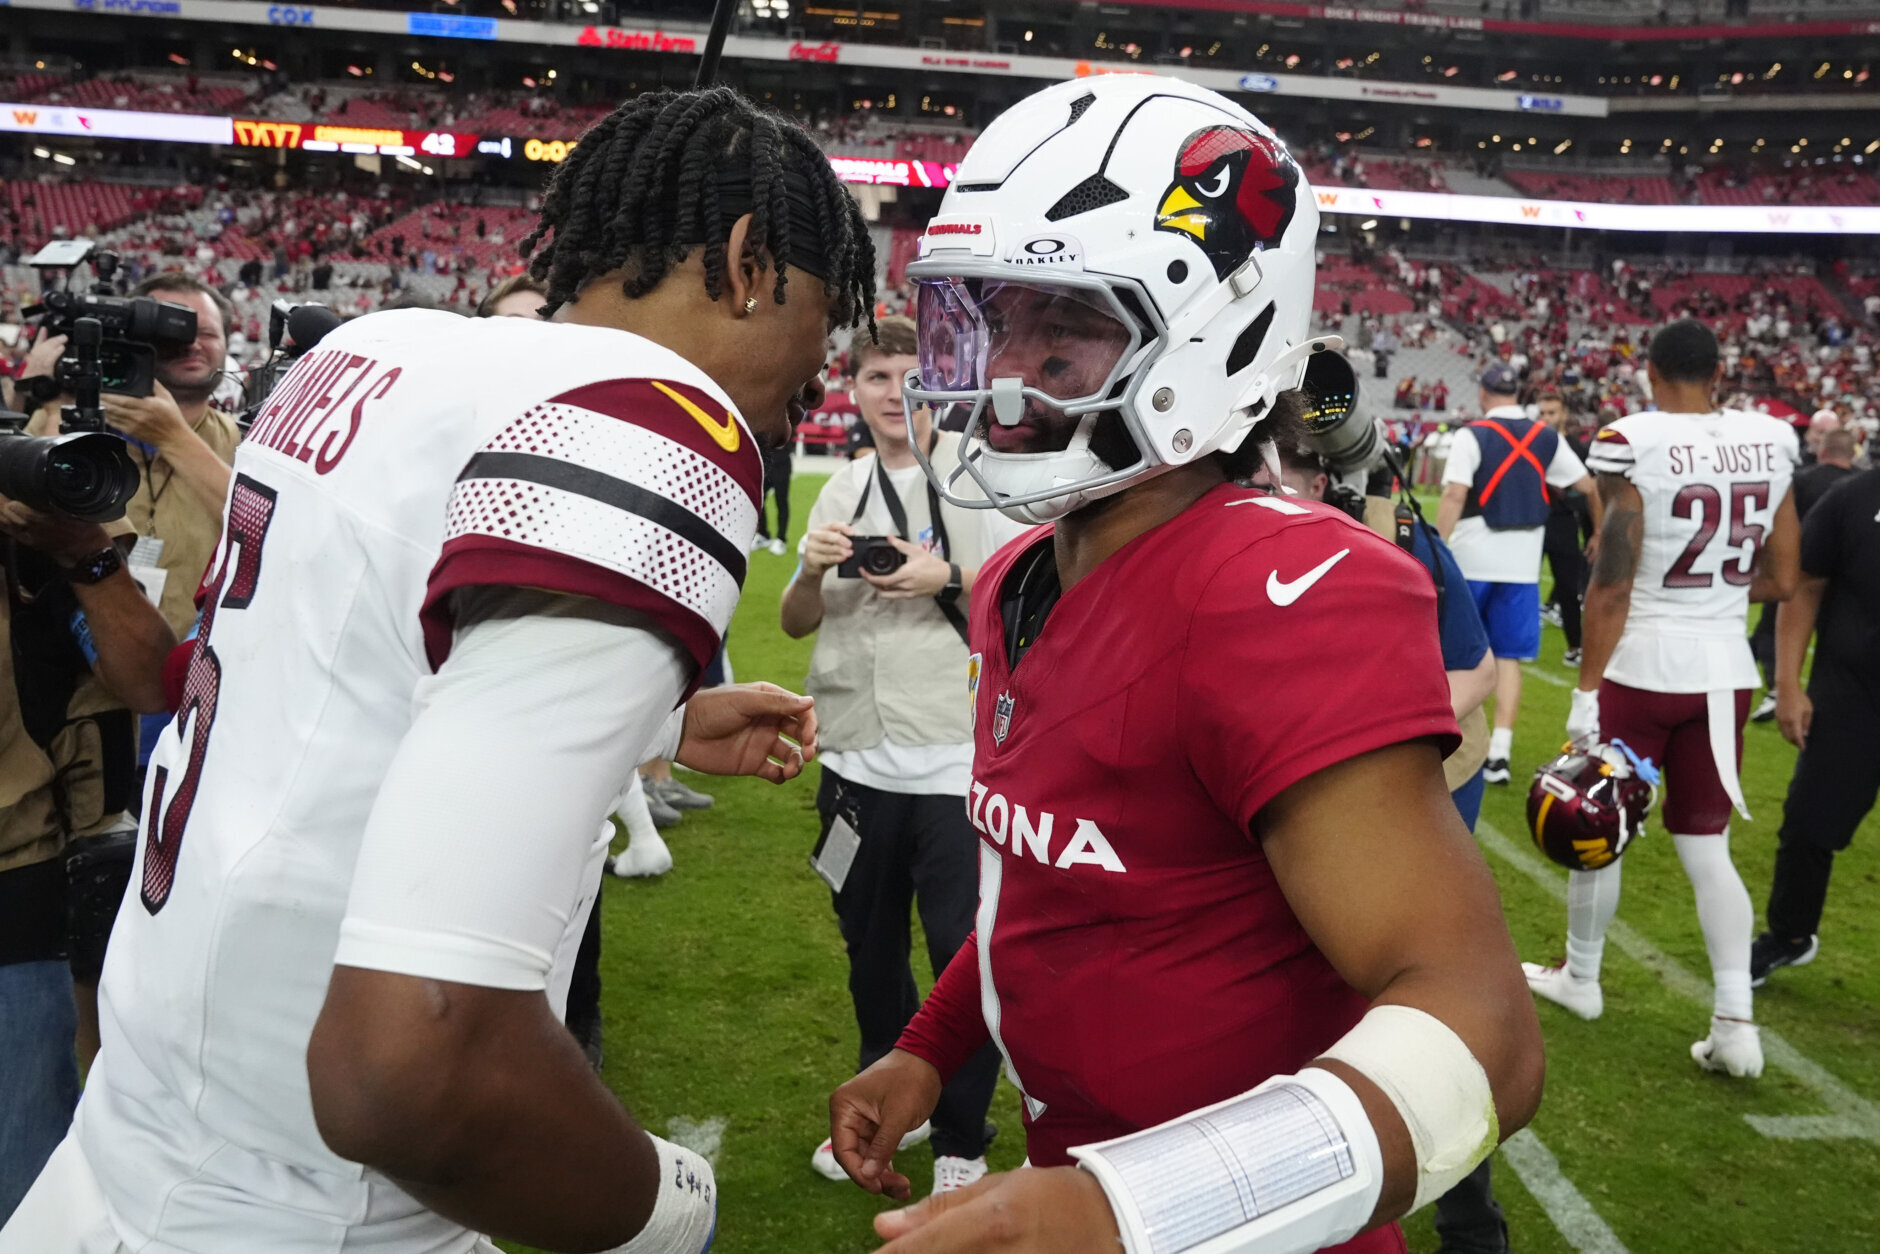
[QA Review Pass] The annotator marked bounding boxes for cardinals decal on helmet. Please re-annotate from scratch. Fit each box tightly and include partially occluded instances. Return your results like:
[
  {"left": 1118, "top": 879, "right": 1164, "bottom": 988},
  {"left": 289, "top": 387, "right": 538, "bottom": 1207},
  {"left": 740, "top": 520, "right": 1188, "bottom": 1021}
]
[{"left": 1154, "top": 126, "right": 1300, "bottom": 280}]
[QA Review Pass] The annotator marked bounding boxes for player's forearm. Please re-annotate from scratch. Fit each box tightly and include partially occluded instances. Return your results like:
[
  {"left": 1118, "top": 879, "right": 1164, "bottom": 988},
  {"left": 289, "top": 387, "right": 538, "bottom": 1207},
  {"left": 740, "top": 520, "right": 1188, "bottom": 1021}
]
[
  {"left": 780, "top": 569, "right": 825, "bottom": 638},
  {"left": 73, "top": 568, "right": 178, "bottom": 714},
  {"left": 311, "top": 971, "right": 663, "bottom": 1250},
  {"left": 1576, "top": 579, "right": 1630, "bottom": 691},
  {"left": 1774, "top": 575, "right": 1825, "bottom": 694}
]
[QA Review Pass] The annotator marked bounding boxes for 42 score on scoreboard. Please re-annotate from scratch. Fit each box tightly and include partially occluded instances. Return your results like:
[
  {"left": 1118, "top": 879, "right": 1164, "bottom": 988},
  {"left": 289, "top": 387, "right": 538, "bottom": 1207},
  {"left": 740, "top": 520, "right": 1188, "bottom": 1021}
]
[{"left": 233, "top": 120, "right": 479, "bottom": 157}]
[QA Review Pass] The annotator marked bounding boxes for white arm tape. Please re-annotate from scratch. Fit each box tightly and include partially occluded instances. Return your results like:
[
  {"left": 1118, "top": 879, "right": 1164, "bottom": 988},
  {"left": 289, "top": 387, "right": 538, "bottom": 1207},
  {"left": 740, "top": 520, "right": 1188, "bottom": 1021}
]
[
  {"left": 1070, "top": 1066, "right": 1382, "bottom": 1254},
  {"left": 607, "top": 1134, "right": 717, "bottom": 1254},
  {"left": 1320, "top": 1004, "right": 1499, "bottom": 1213}
]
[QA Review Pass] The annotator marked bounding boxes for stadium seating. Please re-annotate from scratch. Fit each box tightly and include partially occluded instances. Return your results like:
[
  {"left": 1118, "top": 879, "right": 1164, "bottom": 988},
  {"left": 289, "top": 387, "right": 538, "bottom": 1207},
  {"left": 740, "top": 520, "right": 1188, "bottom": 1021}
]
[
  {"left": 1503, "top": 171, "right": 1682, "bottom": 205},
  {"left": 4, "top": 180, "right": 153, "bottom": 238}
]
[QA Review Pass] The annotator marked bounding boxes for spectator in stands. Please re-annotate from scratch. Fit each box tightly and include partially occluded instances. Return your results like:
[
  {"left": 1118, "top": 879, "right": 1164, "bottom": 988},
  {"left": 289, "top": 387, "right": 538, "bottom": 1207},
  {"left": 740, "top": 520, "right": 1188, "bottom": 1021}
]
[
  {"left": 474, "top": 272, "right": 547, "bottom": 320},
  {"left": 1758, "top": 452, "right": 1880, "bottom": 985},
  {"left": 780, "top": 320, "right": 1025, "bottom": 1194},
  {"left": 1438, "top": 364, "right": 1601, "bottom": 785}
]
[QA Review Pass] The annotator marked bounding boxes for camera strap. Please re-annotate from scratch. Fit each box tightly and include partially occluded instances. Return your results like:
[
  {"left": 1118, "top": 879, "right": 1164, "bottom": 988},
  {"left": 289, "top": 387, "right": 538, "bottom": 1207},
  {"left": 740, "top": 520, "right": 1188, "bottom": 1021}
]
[
  {"left": 848, "top": 447, "right": 970, "bottom": 647},
  {"left": 1376, "top": 443, "right": 1447, "bottom": 628}
]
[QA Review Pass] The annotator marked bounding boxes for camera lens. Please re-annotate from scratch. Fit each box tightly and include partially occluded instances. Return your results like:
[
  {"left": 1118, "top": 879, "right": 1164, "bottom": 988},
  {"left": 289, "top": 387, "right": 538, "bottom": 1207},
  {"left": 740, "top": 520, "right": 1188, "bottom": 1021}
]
[
  {"left": 862, "top": 543, "right": 905, "bottom": 577},
  {"left": 0, "top": 432, "right": 141, "bottom": 523}
]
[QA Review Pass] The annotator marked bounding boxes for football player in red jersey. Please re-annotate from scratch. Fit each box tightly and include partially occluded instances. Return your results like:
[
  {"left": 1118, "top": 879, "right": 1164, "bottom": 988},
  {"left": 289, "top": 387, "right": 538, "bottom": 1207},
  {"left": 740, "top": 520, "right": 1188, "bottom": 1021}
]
[{"left": 826, "top": 76, "right": 1544, "bottom": 1254}]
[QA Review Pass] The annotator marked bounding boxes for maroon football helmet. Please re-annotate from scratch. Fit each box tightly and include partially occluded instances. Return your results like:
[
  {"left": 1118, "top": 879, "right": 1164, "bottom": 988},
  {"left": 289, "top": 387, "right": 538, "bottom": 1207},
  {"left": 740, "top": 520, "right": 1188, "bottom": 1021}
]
[{"left": 1527, "top": 739, "right": 1659, "bottom": 872}]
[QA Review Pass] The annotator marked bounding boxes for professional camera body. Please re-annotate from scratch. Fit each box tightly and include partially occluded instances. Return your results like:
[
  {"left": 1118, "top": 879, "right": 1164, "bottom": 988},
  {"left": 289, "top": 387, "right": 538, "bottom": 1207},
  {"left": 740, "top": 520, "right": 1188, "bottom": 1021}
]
[
  {"left": 837, "top": 536, "right": 908, "bottom": 579},
  {"left": 16, "top": 241, "right": 197, "bottom": 403},
  {"left": 0, "top": 243, "right": 164, "bottom": 523}
]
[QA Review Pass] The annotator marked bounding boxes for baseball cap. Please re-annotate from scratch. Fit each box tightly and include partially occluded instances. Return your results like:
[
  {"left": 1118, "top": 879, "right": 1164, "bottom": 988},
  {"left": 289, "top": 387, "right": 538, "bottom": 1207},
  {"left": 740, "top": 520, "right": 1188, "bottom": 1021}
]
[{"left": 1479, "top": 363, "right": 1520, "bottom": 395}]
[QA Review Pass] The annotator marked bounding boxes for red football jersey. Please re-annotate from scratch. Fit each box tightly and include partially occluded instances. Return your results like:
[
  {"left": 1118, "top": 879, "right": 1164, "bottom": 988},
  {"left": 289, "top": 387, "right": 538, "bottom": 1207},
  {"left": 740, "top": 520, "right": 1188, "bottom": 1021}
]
[{"left": 899, "top": 483, "right": 1458, "bottom": 1203}]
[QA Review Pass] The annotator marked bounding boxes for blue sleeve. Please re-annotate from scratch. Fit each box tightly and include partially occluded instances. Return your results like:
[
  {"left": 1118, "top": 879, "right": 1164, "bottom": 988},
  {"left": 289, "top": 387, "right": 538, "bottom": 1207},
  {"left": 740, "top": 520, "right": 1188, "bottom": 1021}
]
[{"left": 1411, "top": 525, "right": 1490, "bottom": 672}]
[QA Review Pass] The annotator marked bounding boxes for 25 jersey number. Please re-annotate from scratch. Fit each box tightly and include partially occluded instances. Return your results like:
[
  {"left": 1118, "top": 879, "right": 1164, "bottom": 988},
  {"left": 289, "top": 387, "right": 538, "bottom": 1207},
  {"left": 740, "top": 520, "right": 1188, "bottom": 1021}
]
[
  {"left": 141, "top": 475, "right": 278, "bottom": 914},
  {"left": 1663, "top": 481, "right": 1769, "bottom": 589}
]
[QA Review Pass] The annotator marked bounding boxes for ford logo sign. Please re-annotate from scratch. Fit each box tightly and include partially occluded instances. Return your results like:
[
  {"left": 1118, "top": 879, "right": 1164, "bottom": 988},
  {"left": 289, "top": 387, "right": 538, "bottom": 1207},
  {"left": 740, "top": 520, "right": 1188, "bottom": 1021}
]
[
  {"left": 1517, "top": 95, "right": 1564, "bottom": 111},
  {"left": 1239, "top": 74, "right": 1280, "bottom": 93}
]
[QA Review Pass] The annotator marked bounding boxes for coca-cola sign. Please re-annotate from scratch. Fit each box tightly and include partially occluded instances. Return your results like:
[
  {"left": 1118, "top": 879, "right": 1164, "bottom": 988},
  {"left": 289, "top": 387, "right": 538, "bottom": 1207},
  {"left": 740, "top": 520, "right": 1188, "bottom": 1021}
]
[{"left": 789, "top": 41, "right": 840, "bottom": 63}]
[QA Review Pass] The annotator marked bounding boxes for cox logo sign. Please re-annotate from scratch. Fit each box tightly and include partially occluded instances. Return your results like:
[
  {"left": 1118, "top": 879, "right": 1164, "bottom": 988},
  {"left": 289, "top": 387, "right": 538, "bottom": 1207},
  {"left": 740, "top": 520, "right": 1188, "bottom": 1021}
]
[
  {"left": 1239, "top": 73, "right": 1280, "bottom": 93},
  {"left": 269, "top": 5, "right": 314, "bottom": 24}
]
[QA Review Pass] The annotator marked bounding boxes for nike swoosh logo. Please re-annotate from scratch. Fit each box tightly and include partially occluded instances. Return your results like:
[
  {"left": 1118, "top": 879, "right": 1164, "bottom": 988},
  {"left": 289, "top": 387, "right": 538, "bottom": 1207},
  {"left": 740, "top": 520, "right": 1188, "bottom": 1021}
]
[
  {"left": 1266, "top": 548, "right": 1351, "bottom": 606},
  {"left": 650, "top": 380, "right": 741, "bottom": 453}
]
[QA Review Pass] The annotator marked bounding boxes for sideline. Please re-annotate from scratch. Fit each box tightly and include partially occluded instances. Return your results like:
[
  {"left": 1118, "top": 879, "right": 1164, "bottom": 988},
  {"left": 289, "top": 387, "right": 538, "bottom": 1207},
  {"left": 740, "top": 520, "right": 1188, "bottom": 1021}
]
[{"left": 1477, "top": 819, "right": 1880, "bottom": 1146}]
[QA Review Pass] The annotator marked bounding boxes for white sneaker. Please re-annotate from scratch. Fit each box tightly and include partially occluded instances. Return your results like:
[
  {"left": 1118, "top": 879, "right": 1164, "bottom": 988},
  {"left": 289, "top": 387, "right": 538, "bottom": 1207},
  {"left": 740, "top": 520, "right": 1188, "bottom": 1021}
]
[
  {"left": 810, "top": 1120, "right": 933, "bottom": 1181},
  {"left": 1522, "top": 961, "right": 1604, "bottom": 1020},
  {"left": 931, "top": 1155, "right": 989, "bottom": 1196},
  {"left": 750, "top": 534, "right": 773, "bottom": 552},
  {"left": 768, "top": 537, "right": 787, "bottom": 556},
  {"left": 611, "top": 832, "right": 673, "bottom": 878},
  {"left": 1692, "top": 1017, "right": 1764, "bottom": 1078}
]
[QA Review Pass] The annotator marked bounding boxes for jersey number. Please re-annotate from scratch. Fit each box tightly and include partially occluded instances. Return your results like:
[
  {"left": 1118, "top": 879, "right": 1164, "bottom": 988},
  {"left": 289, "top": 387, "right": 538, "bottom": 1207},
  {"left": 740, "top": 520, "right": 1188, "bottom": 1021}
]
[
  {"left": 140, "top": 476, "right": 277, "bottom": 914},
  {"left": 1663, "top": 481, "right": 1769, "bottom": 590}
]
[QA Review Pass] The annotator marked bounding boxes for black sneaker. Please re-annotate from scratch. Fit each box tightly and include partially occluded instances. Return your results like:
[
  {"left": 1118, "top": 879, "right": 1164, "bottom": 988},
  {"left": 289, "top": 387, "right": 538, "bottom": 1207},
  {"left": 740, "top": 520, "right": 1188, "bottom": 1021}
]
[
  {"left": 1750, "top": 932, "right": 1819, "bottom": 986},
  {"left": 1562, "top": 647, "right": 1583, "bottom": 666},
  {"left": 1483, "top": 757, "right": 1511, "bottom": 784}
]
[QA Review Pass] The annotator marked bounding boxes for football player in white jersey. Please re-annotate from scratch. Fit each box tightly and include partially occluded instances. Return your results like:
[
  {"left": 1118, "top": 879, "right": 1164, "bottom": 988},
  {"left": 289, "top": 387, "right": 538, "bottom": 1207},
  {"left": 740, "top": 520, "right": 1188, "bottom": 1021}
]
[
  {"left": 1, "top": 88, "right": 878, "bottom": 1254},
  {"left": 1526, "top": 319, "right": 1799, "bottom": 1078}
]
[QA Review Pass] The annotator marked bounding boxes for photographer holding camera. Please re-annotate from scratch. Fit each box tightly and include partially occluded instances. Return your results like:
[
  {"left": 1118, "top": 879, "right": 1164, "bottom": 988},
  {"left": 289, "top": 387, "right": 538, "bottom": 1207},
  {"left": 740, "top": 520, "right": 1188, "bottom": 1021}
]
[
  {"left": 781, "top": 316, "right": 1024, "bottom": 1194},
  {"left": 0, "top": 499, "right": 175, "bottom": 1224},
  {"left": 9, "top": 271, "right": 239, "bottom": 1072}
]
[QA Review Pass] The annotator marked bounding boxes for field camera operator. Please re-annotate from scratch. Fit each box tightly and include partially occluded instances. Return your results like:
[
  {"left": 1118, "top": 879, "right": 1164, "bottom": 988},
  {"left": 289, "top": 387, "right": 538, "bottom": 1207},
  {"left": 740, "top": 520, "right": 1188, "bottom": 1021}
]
[
  {"left": 6, "top": 264, "right": 239, "bottom": 1081},
  {"left": 781, "top": 316, "right": 1025, "bottom": 1193},
  {"left": 0, "top": 456, "right": 177, "bottom": 1226}
]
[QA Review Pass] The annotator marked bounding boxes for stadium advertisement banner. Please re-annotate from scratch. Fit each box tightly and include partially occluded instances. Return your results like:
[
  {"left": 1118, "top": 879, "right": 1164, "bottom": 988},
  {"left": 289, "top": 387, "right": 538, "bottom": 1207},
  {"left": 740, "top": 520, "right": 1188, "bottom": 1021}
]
[
  {"left": 16, "top": 0, "right": 1610, "bottom": 116},
  {"left": 1311, "top": 186, "right": 1880, "bottom": 236},
  {"left": 0, "top": 101, "right": 233, "bottom": 143}
]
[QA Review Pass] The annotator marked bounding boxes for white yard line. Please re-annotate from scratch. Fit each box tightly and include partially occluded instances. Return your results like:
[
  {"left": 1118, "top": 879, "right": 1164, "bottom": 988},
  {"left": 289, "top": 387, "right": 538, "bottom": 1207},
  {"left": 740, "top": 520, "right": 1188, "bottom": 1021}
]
[
  {"left": 1477, "top": 820, "right": 1880, "bottom": 1145},
  {"left": 1499, "top": 1129, "right": 1633, "bottom": 1254},
  {"left": 1520, "top": 664, "right": 1575, "bottom": 689}
]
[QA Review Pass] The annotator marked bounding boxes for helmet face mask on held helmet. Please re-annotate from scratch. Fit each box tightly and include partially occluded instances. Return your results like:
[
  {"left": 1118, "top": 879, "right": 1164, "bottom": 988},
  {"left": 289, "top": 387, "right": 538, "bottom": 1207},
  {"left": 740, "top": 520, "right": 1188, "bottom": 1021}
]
[
  {"left": 900, "top": 75, "right": 1334, "bottom": 525},
  {"left": 1527, "top": 739, "right": 1661, "bottom": 873}
]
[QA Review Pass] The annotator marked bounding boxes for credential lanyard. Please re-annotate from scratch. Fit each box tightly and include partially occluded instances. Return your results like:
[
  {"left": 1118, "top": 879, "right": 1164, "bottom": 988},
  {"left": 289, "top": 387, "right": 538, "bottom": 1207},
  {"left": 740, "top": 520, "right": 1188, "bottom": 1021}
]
[{"left": 848, "top": 448, "right": 970, "bottom": 646}]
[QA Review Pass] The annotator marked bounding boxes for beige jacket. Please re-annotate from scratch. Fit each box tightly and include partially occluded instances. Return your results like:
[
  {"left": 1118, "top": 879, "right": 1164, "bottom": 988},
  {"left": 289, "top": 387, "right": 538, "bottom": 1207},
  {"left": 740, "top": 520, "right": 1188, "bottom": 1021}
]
[{"left": 802, "top": 436, "right": 996, "bottom": 753}]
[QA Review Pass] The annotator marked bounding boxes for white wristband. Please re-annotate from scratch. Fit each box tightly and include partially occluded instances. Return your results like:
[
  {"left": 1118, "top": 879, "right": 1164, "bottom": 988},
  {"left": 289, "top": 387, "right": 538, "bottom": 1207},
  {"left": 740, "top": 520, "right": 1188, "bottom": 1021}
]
[
  {"left": 1071, "top": 1066, "right": 1382, "bottom": 1254},
  {"left": 608, "top": 1134, "right": 716, "bottom": 1254},
  {"left": 1319, "top": 1004, "right": 1499, "bottom": 1212}
]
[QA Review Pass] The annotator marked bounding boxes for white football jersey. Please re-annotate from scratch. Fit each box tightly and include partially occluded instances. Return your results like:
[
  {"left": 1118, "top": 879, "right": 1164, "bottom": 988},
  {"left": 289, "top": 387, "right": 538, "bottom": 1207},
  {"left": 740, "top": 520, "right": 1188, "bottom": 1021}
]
[
  {"left": 77, "top": 311, "right": 761, "bottom": 1252},
  {"left": 1587, "top": 409, "right": 1798, "bottom": 693}
]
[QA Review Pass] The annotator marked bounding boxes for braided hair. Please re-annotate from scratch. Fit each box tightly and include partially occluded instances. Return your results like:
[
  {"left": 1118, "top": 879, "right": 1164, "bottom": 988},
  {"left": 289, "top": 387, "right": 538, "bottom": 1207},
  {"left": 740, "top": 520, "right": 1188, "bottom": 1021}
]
[{"left": 521, "top": 87, "right": 876, "bottom": 332}]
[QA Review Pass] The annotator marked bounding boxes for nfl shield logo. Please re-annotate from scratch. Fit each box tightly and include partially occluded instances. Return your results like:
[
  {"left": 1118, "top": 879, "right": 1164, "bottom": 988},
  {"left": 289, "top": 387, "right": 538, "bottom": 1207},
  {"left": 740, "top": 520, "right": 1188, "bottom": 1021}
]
[{"left": 992, "top": 692, "right": 1015, "bottom": 745}]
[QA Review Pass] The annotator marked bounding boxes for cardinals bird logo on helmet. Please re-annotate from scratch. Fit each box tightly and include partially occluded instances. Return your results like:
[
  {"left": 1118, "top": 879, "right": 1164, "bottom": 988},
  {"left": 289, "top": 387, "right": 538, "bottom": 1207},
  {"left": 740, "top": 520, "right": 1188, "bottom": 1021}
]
[
  {"left": 1155, "top": 127, "right": 1300, "bottom": 280},
  {"left": 1528, "top": 739, "right": 1660, "bottom": 873}
]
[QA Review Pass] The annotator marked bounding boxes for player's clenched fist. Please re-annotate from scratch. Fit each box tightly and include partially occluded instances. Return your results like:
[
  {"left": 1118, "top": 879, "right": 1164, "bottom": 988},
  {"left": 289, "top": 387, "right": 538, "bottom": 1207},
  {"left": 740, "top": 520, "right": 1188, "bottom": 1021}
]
[
  {"left": 799, "top": 521, "right": 857, "bottom": 577},
  {"left": 872, "top": 1167, "right": 1122, "bottom": 1254},
  {"left": 828, "top": 1048, "right": 944, "bottom": 1200}
]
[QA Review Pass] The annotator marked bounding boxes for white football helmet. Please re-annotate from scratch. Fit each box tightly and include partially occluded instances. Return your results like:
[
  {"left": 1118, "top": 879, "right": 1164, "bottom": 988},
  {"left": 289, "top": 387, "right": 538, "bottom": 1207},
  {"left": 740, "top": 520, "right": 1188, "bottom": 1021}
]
[{"left": 903, "top": 75, "right": 1334, "bottom": 524}]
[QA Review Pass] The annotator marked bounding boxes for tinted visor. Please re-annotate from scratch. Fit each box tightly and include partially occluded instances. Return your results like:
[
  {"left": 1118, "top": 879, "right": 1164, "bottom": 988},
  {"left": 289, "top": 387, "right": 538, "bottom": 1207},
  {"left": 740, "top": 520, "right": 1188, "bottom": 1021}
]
[{"left": 915, "top": 277, "right": 1135, "bottom": 404}]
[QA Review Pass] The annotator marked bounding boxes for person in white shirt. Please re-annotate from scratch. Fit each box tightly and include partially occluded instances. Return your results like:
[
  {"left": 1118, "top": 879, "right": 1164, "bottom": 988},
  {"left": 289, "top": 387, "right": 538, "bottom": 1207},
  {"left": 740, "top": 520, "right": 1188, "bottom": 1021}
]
[
  {"left": 1438, "top": 364, "right": 1600, "bottom": 783},
  {"left": 781, "top": 315, "right": 1029, "bottom": 1196}
]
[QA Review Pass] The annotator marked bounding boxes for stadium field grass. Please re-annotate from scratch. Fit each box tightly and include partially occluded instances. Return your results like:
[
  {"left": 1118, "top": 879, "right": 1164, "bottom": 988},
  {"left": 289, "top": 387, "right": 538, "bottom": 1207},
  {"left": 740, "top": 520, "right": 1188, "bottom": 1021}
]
[{"left": 506, "top": 470, "right": 1879, "bottom": 1254}]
